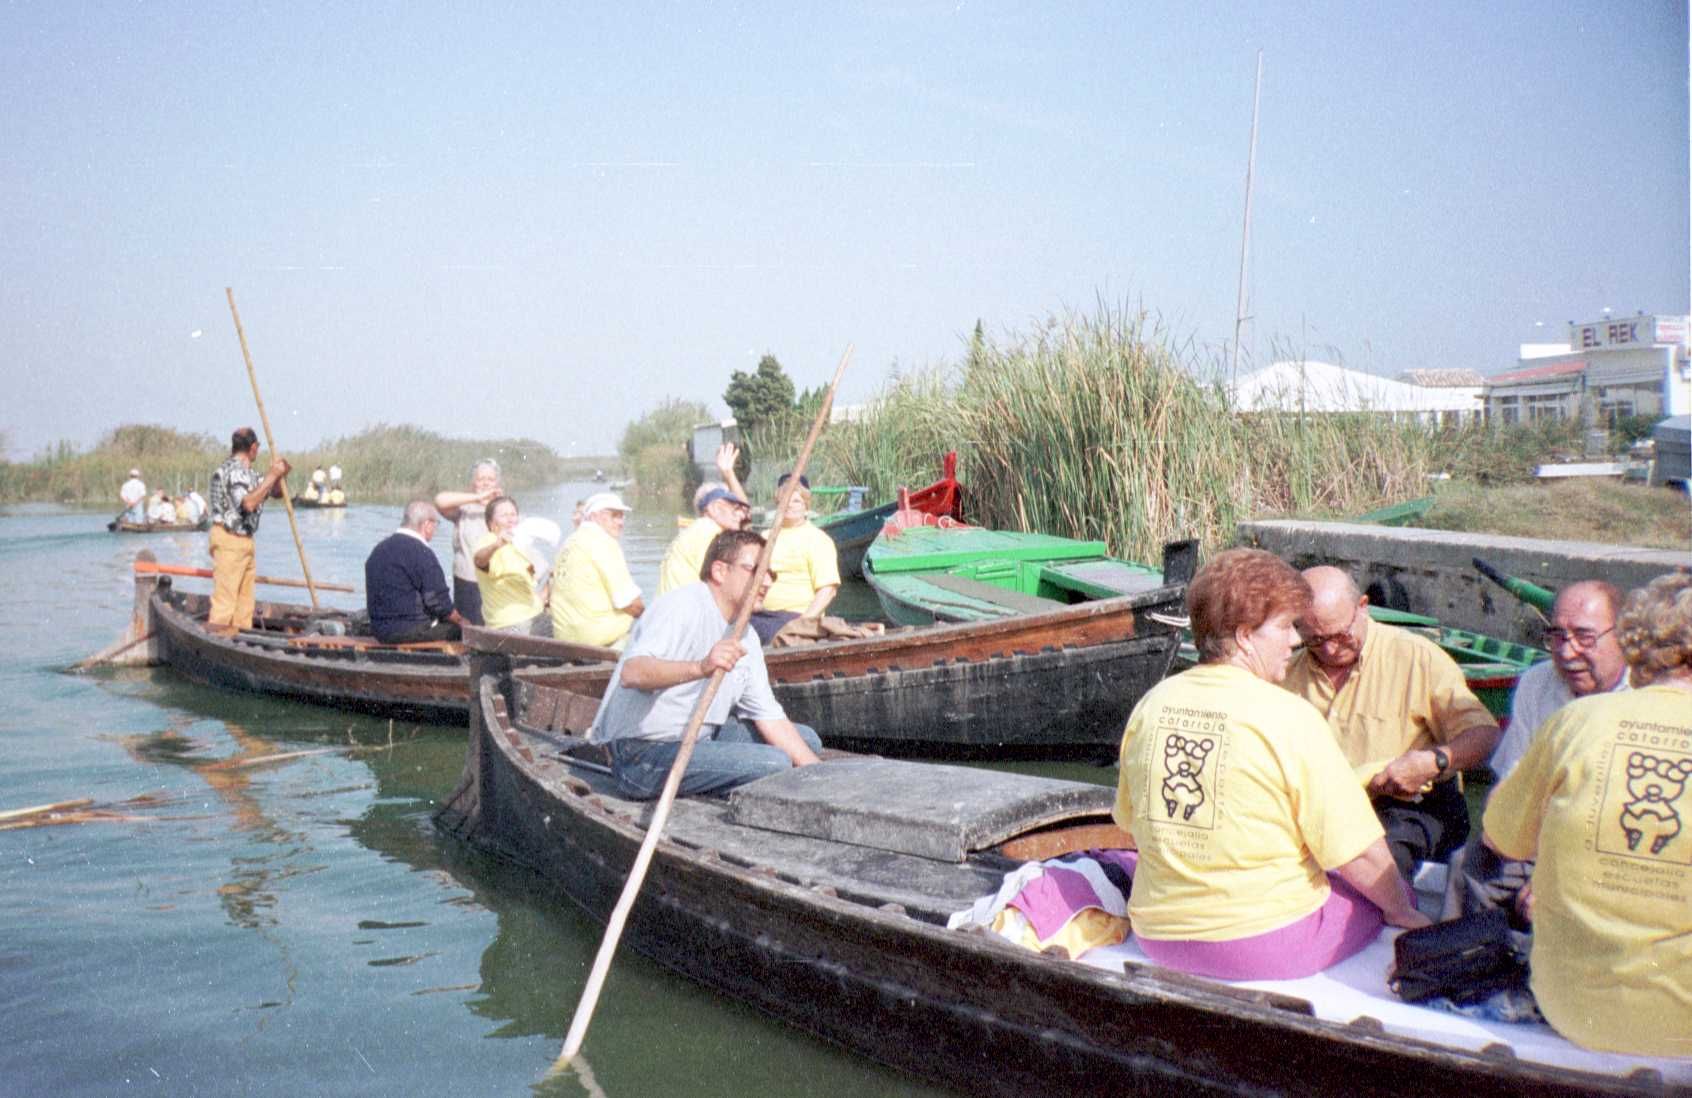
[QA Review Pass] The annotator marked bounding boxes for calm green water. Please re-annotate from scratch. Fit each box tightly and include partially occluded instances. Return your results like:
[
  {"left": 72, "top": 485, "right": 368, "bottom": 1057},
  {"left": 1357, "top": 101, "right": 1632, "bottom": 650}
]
[{"left": 0, "top": 484, "right": 951, "bottom": 1097}]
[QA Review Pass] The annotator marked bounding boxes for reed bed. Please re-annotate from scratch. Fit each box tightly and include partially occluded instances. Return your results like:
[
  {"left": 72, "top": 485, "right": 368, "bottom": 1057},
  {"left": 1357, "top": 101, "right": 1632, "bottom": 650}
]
[{"left": 0, "top": 423, "right": 589, "bottom": 505}]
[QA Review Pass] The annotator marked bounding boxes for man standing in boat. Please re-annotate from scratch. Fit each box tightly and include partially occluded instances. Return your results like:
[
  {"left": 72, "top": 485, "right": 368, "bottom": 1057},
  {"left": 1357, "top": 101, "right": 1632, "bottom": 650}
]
[
  {"left": 1283, "top": 566, "right": 1501, "bottom": 881},
  {"left": 205, "top": 426, "right": 291, "bottom": 635},
  {"left": 119, "top": 468, "right": 147, "bottom": 523},
  {"left": 364, "top": 501, "right": 464, "bottom": 644},
  {"left": 589, "top": 528, "right": 822, "bottom": 799}
]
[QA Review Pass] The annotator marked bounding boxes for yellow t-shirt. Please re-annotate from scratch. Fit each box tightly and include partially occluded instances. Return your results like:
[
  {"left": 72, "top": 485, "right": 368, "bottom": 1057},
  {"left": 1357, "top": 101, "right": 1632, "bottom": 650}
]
[
  {"left": 658, "top": 516, "right": 725, "bottom": 596},
  {"left": 473, "top": 533, "right": 542, "bottom": 630},
  {"left": 1282, "top": 621, "right": 1498, "bottom": 786},
  {"left": 1482, "top": 685, "right": 1692, "bottom": 1058},
  {"left": 762, "top": 521, "right": 841, "bottom": 614},
  {"left": 1113, "top": 663, "right": 1384, "bottom": 941},
  {"left": 549, "top": 522, "right": 642, "bottom": 647}
]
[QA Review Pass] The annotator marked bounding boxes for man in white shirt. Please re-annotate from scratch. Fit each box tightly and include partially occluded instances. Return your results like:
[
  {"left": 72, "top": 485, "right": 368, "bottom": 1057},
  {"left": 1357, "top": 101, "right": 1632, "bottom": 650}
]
[{"left": 119, "top": 469, "right": 146, "bottom": 522}]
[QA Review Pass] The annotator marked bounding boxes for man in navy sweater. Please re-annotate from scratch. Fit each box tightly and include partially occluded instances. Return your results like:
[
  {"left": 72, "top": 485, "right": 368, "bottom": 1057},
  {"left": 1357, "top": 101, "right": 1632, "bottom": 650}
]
[{"left": 365, "top": 501, "right": 464, "bottom": 643}]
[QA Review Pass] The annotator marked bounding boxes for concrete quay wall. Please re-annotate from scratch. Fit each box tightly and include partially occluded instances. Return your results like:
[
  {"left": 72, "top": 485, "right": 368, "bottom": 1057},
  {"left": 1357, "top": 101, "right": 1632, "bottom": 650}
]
[{"left": 1238, "top": 520, "right": 1691, "bottom": 645}]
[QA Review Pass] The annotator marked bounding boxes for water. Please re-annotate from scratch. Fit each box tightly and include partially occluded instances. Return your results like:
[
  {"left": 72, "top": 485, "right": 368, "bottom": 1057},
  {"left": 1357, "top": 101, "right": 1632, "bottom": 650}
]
[{"left": 0, "top": 484, "right": 949, "bottom": 1097}]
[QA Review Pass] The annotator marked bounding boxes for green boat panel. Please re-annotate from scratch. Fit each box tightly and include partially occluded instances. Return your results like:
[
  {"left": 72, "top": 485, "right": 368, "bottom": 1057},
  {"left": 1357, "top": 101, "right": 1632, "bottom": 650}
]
[
  {"left": 867, "top": 526, "right": 1110, "bottom": 575},
  {"left": 1353, "top": 496, "right": 1436, "bottom": 526}
]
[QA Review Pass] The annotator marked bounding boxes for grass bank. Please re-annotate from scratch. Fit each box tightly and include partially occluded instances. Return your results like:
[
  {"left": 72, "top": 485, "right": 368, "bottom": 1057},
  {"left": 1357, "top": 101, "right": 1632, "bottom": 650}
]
[
  {"left": 0, "top": 423, "right": 603, "bottom": 505},
  {"left": 1414, "top": 480, "right": 1688, "bottom": 550},
  {"left": 738, "top": 304, "right": 1686, "bottom": 558}
]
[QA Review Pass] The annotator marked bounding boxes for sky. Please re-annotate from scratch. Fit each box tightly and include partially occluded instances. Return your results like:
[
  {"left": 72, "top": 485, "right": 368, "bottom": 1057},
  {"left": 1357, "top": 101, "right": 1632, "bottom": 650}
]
[{"left": 2, "top": 1, "right": 1687, "bottom": 461}]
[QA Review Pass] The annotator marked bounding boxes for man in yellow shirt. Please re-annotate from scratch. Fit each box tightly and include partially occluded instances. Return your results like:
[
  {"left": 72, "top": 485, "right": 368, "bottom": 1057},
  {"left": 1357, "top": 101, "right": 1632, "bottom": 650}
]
[
  {"left": 1482, "top": 572, "right": 1692, "bottom": 1057},
  {"left": 550, "top": 492, "right": 645, "bottom": 648},
  {"left": 1283, "top": 566, "right": 1500, "bottom": 880},
  {"left": 657, "top": 483, "right": 750, "bottom": 595}
]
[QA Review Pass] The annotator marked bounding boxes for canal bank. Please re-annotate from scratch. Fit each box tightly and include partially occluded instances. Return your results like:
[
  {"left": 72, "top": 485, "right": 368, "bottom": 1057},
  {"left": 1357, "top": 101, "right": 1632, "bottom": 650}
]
[{"left": 1240, "top": 519, "right": 1691, "bottom": 643}]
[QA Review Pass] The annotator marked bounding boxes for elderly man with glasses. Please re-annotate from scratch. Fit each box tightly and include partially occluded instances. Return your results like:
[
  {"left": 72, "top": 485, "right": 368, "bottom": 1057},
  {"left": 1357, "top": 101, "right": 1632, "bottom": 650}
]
[
  {"left": 1282, "top": 565, "right": 1501, "bottom": 881},
  {"left": 1450, "top": 579, "right": 1630, "bottom": 924},
  {"left": 588, "top": 528, "right": 823, "bottom": 800}
]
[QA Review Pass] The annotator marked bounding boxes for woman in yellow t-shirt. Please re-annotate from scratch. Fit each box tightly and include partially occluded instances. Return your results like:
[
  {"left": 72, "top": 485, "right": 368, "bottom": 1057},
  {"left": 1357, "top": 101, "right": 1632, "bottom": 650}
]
[
  {"left": 1482, "top": 572, "right": 1692, "bottom": 1057},
  {"left": 471, "top": 495, "right": 544, "bottom": 633},
  {"left": 1114, "top": 548, "right": 1427, "bottom": 979},
  {"left": 751, "top": 475, "right": 840, "bottom": 645}
]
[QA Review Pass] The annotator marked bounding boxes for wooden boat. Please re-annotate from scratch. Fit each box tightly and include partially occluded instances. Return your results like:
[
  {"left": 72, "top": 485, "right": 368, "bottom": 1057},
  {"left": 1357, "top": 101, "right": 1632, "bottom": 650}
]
[
  {"left": 104, "top": 554, "right": 470, "bottom": 722},
  {"left": 291, "top": 495, "right": 347, "bottom": 509},
  {"left": 1352, "top": 496, "right": 1436, "bottom": 526},
  {"left": 434, "top": 663, "right": 1684, "bottom": 1097},
  {"left": 864, "top": 520, "right": 1197, "bottom": 628},
  {"left": 108, "top": 515, "right": 210, "bottom": 533},
  {"left": 1369, "top": 607, "right": 1548, "bottom": 722},
  {"left": 816, "top": 452, "right": 963, "bottom": 579},
  {"left": 466, "top": 547, "right": 1189, "bottom": 761}
]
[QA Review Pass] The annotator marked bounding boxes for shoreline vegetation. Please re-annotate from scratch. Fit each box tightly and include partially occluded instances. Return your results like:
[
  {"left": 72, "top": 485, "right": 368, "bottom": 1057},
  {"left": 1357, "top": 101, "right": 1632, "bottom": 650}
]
[
  {"left": 625, "top": 304, "right": 1688, "bottom": 556},
  {"left": 0, "top": 423, "right": 613, "bottom": 506}
]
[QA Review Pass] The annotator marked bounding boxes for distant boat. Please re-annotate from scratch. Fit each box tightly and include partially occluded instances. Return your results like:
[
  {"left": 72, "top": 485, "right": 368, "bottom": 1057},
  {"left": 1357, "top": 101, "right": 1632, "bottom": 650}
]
[
  {"left": 291, "top": 495, "right": 347, "bottom": 509},
  {"left": 816, "top": 452, "right": 964, "bottom": 580},
  {"left": 1352, "top": 496, "right": 1436, "bottom": 527},
  {"left": 108, "top": 515, "right": 209, "bottom": 534}
]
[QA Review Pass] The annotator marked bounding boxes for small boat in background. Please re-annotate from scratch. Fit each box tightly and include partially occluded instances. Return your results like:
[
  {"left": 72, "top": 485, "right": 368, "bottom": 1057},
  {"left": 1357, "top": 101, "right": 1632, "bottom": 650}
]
[
  {"left": 1368, "top": 606, "right": 1547, "bottom": 722},
  {"left": 1352, "top": 495, "right": 1436, "bottom": 526},
  {"left": 816, "top": 452, "right": 963, "bottom": 579},
  {"left": 864, "top": 519, "right": 1196, "bottom": 628},
  {"left": 108, "top": 516, "right": 210, "bottom": 533}
]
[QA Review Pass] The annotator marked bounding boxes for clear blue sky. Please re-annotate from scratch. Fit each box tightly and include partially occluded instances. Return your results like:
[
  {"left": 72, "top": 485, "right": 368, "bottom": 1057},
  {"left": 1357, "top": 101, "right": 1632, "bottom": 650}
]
[{"left": 3, "top": 1, "right": 1686, "bottom": 461}]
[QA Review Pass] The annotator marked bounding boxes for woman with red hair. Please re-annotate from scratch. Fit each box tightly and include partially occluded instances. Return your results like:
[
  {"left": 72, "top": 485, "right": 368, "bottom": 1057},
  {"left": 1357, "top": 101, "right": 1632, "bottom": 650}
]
[{"left": 1113, "top": 548, "right": 1427, "bottom": 979}]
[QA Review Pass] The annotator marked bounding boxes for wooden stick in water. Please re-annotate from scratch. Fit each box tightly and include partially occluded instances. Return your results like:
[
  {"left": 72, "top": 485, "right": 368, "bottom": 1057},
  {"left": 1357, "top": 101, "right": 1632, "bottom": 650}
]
[
  {"left": 226, "top": 288, "right": 321, "bottom": 609},
  {"left": 554, "top": 344, "right": 853, "bottom": 1070}
]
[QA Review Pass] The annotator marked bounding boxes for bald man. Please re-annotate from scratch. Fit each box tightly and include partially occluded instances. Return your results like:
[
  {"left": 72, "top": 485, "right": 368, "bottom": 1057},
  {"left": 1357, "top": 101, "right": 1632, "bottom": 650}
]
[{"left": 1282, "top": 566, "right": 1501, "bottom": 880}]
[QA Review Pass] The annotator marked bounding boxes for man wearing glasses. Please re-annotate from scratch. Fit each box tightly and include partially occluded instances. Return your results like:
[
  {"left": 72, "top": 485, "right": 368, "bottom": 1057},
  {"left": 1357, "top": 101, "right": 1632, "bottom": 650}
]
[
  {"left": 1488, "top": 580, "right": 1629, "bottom": 782},
  {"left": 588, "top": 528, "right": 823, "bottom": 800},
  {"left": 1454, "top": 579, "right": 1628, "bottom": 923},
  {"left": 1283, "top": 565, "right": 1501, "bottom": 881}
]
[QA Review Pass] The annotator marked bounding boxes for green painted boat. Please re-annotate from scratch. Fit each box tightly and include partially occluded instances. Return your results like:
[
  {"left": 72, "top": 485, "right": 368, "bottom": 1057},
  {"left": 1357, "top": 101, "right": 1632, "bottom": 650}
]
[
  {"left": 863, "top": 523, "right": 1194, "bottom": 626},
  {"left": 1352, "top": 495, "right": 1436, "bottom": 526}
]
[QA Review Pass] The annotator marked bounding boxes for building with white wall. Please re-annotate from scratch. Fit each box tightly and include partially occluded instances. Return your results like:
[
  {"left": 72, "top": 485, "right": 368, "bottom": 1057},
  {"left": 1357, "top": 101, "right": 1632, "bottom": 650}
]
[{"left": 1485, "top": 314, "right": 1691, "bottom": 425}]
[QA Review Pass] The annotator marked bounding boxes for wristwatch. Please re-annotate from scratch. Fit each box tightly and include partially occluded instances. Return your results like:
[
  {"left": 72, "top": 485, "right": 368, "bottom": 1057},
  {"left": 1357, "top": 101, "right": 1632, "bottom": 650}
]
[{"left": 1431, "top": 746, "right": 1451, "bottom": 780}]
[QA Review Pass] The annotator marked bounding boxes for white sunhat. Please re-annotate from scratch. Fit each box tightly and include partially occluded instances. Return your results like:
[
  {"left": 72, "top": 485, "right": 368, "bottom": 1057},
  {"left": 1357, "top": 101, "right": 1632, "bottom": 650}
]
[{"left": 581, "top": 491, "right": 632, "bottom": 516}]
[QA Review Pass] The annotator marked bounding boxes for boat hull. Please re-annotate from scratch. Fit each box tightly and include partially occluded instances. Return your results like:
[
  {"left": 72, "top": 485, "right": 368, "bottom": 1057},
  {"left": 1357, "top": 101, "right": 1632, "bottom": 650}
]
[
  {"left": 436, "top": 672, "right": 1656, "bottom": 1098},
  {"left": 147, "top": 584, "right": 469, "bottom": 723}
]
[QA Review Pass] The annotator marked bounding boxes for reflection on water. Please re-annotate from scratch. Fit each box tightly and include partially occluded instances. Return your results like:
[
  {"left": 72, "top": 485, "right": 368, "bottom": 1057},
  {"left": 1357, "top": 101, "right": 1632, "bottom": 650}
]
[{"left": 0, "top": 493, "right": 946, "bottom": 1097}]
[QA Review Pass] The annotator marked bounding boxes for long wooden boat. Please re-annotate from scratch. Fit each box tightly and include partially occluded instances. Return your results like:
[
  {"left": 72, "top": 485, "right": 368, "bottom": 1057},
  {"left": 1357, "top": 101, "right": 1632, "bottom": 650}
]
[
  {"left": 467, "top": 554, "right": 1188, "bottom": 761},
  {"left": 816, "top": 451, "right": 963, "bottom": 579},
  {"left": 435, "top": 663, "right": 1685, "bottom": 1097},
  {"left": 864, "top": 520, "right": 1198, "bottom": 628},
  {"left": 291, "top": 495, "right": 347, "bottom": 509},
  {"left": 108, "top": 515, "right": 210, "bottom": 533}
]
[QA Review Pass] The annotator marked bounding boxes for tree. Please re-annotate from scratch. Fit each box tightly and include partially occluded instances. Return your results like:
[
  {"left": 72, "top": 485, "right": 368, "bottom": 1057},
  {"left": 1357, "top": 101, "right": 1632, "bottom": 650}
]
[{"left": 723, "top": 354, "right": 797, "bottom": 434}]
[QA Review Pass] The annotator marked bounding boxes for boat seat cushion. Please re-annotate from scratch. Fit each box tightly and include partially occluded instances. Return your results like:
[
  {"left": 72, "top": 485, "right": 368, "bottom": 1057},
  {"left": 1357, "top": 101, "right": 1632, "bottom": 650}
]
[{"left": 728, "top": 756, "right": 1115, "bottom": 862}]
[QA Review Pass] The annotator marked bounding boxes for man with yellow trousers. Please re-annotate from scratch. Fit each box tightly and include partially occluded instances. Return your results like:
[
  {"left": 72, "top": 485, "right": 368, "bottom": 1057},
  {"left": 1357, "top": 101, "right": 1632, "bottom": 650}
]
[
  {"left": 206, "top": 426, "right": 291, "bottom": 634},
  {"left": 550, "top": 492, "right": 645, "bottom": 648}
]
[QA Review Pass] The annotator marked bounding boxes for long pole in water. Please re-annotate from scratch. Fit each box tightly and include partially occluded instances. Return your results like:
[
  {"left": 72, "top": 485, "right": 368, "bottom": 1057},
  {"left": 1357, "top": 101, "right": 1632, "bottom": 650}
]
[
  {"left": 1229, "top": 49, "right": 1263, "bottom": 388},
  {"left": 553, "top": 345, "right": 854, "bottom": 1071},
  {"left": 225, "top": 289, "right": 321, "bottom": 609}
]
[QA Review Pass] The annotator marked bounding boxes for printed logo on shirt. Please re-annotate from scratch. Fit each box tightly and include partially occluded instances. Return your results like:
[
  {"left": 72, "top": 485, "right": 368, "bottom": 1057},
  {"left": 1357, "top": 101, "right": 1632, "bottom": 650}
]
[
  {"left": 1594, "top": 725, "right": 1692, "bottom": 868},
  {"left": 1145, "top": 707, "right": 1227, "bottom": 831}
]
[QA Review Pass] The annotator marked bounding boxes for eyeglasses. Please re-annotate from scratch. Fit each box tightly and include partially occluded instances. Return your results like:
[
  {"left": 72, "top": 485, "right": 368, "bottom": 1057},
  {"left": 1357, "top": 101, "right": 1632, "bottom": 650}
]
[
  {"left": 1299, "top": 604, "right": 1361, "bottom": 648},
  {"left": 1544, "top": 626, "right": 1614, "bottom": 650},
  {"left": 730, "top": 561, "right": 777, "bottom": 583}
]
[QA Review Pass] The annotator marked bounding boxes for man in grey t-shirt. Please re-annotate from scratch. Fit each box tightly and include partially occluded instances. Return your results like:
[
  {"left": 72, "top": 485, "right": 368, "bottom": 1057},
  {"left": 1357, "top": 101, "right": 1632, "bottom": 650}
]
[{"left": 590, "top": 528, "right": 822, "bottom": 799}]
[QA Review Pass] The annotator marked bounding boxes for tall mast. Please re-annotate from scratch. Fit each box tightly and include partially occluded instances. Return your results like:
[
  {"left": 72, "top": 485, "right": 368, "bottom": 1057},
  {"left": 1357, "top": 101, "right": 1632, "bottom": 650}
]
[{"left": 1230, "top": 50, "right": 1264, "bottom": 386}]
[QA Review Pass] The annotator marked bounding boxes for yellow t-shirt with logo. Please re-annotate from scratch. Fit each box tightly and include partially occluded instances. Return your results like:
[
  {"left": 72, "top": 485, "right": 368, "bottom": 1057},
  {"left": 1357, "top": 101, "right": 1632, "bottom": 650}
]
[
  {"left": 762, "top": 521, "right": 841, "bottom": 614},
  {"left": 1113, "top": 663, "right": 1383, "bottom": 941},
  {"left": 658, "top": 516, "right": 725, "bottom": 596},
  {"left": 549, "top": 522, "right": 642, "bottom": 647},
  {"left": 1482, "top": 684, "right": 1692, "bottom": 1058},
  {"left": 473, "top": 533, "right": 542, "bottom": 630},
  {"left": 1282, "top": 621, "right": 1498, "bottom": 786}
]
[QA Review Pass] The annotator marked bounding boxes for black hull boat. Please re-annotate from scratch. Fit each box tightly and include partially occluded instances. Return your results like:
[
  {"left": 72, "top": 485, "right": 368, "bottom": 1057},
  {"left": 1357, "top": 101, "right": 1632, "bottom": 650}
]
[{"left": 435, "top": 660, "right": 1686, "bottom": 1097}]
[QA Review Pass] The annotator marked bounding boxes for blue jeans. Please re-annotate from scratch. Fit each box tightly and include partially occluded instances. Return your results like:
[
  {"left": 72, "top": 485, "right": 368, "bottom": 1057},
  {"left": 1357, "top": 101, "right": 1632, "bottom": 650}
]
[
  {"left": 126, "top": 503, "right": 147, "bottom": 522},
  {"left": 606, "top": 718, "right": 823, "bottom": 800}
]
